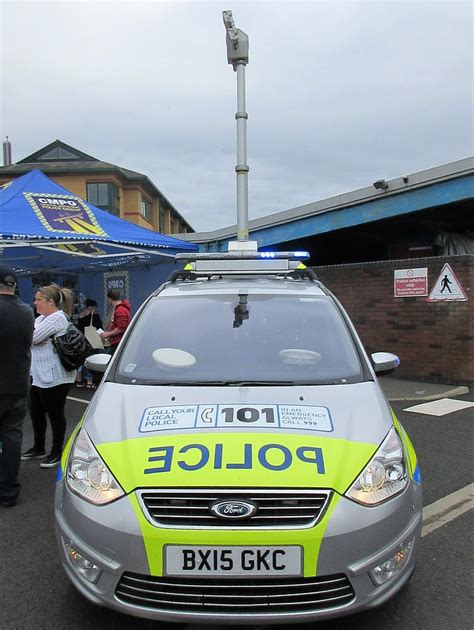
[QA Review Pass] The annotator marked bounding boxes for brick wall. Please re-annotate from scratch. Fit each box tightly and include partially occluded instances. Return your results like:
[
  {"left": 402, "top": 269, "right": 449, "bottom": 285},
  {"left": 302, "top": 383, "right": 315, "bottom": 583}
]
[{"left": 314, "top": 255, "right": 473, "bottom": 384}]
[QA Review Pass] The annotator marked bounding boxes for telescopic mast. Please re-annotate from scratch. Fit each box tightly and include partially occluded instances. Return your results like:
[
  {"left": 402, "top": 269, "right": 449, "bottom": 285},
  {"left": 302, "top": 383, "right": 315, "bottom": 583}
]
[{"left": 222, "top": 10, "right": 250, "bottom": 244}]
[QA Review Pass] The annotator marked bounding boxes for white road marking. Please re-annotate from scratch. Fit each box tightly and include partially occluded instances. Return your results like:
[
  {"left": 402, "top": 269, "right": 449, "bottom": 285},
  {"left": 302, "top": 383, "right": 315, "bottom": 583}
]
[
  {"left": 422, "top": 483, "right": 473, "bottom": 537},
  {"left": 404, "top": 398, "right": 474, "bottom": 416},
  {"left": 67, "top": 395, "right": 90, "bottom": 404}
]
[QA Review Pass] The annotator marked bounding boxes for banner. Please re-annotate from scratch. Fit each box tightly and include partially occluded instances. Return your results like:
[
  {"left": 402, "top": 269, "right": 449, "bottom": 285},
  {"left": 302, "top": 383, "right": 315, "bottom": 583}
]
[{"left": 25, "top": 192, "right": 107, "bottom": 236}]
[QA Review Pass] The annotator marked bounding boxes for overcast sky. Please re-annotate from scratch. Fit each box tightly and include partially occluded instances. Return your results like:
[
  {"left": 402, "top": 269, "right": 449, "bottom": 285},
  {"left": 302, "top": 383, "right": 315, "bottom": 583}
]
[{"left": 1, "top": 1, "right": 472, "bottom": 232}]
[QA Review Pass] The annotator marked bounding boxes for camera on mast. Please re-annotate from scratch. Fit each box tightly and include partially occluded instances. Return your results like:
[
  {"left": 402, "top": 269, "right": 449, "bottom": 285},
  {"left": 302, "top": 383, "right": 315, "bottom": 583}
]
[{"left": 222, "top": 10, "right": 249, "bottom": 68}]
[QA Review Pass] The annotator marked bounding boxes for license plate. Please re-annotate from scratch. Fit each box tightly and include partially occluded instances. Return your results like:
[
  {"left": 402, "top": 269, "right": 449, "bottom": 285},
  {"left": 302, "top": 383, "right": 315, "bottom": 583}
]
[{"left": 164, "top": 545, "right": 303, "bottom": 577}]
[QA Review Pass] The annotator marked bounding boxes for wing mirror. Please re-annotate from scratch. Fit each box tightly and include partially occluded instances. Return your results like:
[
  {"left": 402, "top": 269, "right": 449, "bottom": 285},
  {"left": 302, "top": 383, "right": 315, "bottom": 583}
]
[
  {"left": 371, "top": 352, "right": 400, "bottom": 375},
  {"left": 85, "top": 353, "right": 111, "bottom": 373}
]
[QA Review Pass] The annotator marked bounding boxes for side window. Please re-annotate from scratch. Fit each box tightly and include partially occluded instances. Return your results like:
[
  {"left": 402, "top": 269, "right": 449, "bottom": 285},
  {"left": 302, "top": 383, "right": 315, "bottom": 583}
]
[{"left": 140, "top": 197, "right": 153, "bottom": 222}]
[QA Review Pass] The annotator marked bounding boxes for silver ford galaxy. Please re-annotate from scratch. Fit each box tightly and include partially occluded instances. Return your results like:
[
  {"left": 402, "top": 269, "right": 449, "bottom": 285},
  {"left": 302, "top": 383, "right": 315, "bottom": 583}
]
[{"left": 55, "top": 251, "right": 422, "bottom": 625}]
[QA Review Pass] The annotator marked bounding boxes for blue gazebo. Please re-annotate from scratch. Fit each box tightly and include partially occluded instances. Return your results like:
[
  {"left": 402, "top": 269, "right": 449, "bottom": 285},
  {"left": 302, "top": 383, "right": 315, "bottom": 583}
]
[{"left": 0, "top": 170, "right": 197, "bottom": 314}]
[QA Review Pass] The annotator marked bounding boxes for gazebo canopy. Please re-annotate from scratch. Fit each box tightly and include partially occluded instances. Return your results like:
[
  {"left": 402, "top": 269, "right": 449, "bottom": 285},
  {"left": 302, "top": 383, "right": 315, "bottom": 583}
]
[{"left": 0, "top": 169, "right": 197, "bottom": 274}]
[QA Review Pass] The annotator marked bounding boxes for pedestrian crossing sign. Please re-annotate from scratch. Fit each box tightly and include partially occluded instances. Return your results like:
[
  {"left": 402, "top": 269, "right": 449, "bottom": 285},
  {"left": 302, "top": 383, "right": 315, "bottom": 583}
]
[{"left": 428, "top": 263, "right": 468, "bottom": 302}]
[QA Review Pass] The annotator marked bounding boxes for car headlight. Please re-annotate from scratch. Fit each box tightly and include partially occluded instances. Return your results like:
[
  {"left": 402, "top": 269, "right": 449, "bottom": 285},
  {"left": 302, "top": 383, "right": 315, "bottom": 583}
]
[
  {"left": 346, "top": 427, "right": 407, "bottom": 505},
  {"left": 66, "top": 428, "right": 124, "bottom": 505}
]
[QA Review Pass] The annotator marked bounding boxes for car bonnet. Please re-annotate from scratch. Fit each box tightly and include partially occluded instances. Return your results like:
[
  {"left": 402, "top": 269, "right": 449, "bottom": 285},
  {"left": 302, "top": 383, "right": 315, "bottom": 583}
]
[{"left": 83, "top": 381, "right": 392, "bottom": 494}]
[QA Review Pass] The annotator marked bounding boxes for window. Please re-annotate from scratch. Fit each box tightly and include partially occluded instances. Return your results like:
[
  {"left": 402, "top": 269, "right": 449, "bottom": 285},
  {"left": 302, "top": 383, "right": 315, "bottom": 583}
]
[
  {"left": 87, "top": 183, "right": 120, "bottom": 216},
  {"left": 115, "top": 294, "right": 363, "bottom": 385},
  {"left": 38, "top": 147, "right": 79, "bottom": 160},
  {"left": 159, "top": 208, "right": 165, "bottom": 233},
  {"left": 140, "top": 197, "right": 153, "bottom": 222}
]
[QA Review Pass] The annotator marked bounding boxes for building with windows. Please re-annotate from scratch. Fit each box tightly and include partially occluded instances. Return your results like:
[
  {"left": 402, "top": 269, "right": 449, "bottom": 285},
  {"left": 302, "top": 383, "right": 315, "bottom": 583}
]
[{"left": 0, "top": 139, "right": 194, "bottom": 235}]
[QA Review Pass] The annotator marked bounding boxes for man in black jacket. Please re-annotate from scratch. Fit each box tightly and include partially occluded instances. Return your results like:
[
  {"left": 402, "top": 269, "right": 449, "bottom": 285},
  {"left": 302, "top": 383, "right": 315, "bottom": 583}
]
[{"left": 0, "top": 266, "right": 34, "bottom": 507}]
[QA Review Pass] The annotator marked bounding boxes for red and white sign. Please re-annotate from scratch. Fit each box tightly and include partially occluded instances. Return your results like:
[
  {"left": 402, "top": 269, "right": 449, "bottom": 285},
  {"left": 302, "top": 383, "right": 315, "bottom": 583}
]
[
  {"left": 394, "top": 268, "right": 428, "bottom": 297},
  {"left": 428, "top": 263, "right": 468, "bottom": 302}
]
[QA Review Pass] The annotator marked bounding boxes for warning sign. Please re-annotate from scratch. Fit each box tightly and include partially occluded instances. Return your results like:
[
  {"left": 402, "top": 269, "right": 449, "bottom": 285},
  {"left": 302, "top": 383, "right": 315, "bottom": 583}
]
[
  {"left": 428, "top": 263, "right": 468, "bottom": 302},
  {"left": 394, "top": 268, "right": 428, "bottom": 297}
]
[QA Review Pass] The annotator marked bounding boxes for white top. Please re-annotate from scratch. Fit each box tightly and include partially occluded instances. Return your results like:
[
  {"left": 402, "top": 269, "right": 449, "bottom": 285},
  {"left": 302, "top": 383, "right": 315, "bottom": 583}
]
[{"left": 31, "top": 311, "right": 76, "bottom": 388}]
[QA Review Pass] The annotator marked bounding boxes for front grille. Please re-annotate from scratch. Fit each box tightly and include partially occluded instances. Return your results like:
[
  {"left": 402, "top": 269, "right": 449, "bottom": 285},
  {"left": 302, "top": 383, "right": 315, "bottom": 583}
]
[
  {"left": 116, "top": 572, "right": 355, "bottom": 614},
  {"left": 138, "top": 489, "right": 331, "bottom": 529}
]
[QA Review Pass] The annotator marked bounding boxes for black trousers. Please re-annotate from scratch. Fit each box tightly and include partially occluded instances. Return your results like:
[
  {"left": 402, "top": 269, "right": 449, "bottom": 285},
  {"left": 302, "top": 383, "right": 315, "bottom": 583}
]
[
  {"left": 0, "top": 393, "right": 28, "bottom": 500},
  {"left": 29, "top": 383, "right": 71, "bottom": 456}
]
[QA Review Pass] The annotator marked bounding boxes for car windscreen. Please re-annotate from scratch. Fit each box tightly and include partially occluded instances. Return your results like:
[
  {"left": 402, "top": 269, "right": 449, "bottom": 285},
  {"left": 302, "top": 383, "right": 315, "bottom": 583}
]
[{"left": 114, "top": 293, "right": 364, "bottom": 385}]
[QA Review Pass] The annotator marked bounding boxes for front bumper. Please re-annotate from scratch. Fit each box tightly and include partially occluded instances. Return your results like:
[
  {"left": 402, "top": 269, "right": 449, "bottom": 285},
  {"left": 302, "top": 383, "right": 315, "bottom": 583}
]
[{"left": 55, "top": 480, "right": 422, "bottom": 625}]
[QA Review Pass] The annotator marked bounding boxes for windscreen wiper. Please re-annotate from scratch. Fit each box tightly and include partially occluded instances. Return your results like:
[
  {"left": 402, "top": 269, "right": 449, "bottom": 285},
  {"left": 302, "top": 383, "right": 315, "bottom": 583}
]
[
  {"left": 133, "top": 380, "right": 298, "bottom": 386},
  {"left": 216, "top": 380, "right": 297, "bottom": 386},
  {"left": 125, "top": 379, "right": 345, "bottom": 386}
]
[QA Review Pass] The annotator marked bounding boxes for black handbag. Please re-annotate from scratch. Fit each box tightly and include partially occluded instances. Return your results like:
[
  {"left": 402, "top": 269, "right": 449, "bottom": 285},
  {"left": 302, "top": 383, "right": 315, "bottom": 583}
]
[{"left": 52, "top": 320, "right": 94, "bottom": 371}]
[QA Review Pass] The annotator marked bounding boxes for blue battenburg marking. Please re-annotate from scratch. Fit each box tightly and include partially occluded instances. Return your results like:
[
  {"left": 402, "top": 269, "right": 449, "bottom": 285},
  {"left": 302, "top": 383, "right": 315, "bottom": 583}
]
[
  {"left": 413, "top": 464, "right": 422, "bottom": 484},
  {"left": 56, "top": 465, "right": 63, "bottom": 483}
]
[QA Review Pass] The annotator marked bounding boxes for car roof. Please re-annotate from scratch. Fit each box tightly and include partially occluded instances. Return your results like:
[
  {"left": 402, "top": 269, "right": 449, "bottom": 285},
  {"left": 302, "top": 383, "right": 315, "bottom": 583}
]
[
  {"left": 156, "top": 250, "right": 330, "bottom": 298},
  {"left": 158, "top": 275, "right": 328, "bottom": 298}
]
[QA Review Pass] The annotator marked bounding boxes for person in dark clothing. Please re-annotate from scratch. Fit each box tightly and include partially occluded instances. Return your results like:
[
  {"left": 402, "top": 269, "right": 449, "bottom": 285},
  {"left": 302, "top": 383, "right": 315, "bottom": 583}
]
[
  {"left": 77, "top": 298, "right": 103, "bottom": 334},
  {"left": 100, "top": 289, "right": 131, "bottom": 356},
  {"left": 76, "top": 299, "right": 103, "bottom": 388},
  {"left": 0, "top": 266, "right": 34, "bottom": 507}
]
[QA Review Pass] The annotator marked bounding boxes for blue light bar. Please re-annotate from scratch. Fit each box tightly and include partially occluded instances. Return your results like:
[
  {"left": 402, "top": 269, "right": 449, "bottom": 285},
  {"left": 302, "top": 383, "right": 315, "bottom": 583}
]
[
  {"left": 292, "top": 251, "right": 310, "bottom": 258},
  {"left": 259, "top": 251, "right": 310, "bottom": 259},
  {"left": 176, "top": 251, "right": 310, "bottom": 261}
]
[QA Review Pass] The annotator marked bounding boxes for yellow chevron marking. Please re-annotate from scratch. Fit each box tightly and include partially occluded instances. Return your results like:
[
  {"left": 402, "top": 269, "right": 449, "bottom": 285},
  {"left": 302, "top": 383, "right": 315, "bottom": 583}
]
[{"left": 61, "top": 217, "right": 106, "bottom": 235}]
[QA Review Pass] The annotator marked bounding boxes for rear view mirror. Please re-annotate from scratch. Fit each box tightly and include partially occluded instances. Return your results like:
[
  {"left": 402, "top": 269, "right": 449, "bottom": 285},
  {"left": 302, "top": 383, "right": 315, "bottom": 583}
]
[
  {"left": 371, "top": 352, "right": 400, "bottom": 375},
  {"left": 85, "top": 353, "right": 111, "bottom": 374}
]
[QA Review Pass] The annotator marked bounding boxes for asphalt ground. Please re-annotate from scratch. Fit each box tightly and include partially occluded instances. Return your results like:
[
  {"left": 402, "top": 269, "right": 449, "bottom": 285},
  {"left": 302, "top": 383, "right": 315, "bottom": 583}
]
[{"left": 0, "top": 388, "right": 472, "bottom": 630}]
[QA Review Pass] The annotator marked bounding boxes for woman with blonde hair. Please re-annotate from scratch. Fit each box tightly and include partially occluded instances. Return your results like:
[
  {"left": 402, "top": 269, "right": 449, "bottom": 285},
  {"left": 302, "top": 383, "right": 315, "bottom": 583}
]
[{"left": 21, "top": 284, "right": 76, "bottom": 468}]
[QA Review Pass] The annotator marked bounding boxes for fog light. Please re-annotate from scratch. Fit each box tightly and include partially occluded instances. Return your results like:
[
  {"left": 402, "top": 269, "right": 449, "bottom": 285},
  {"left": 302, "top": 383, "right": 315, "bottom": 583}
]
[
  {"left": 370, "top": 539, "right": 414, "bottom": 586},
  {"left": 63, "top": 539, "right": 101, "bottom": 583}
]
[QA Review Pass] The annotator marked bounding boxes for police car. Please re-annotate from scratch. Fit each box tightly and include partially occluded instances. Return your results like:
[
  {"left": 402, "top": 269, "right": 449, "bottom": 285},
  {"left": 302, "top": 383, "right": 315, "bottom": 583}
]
[{"left": 55, "top": 250, "right": 422, "bottom": 624}]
